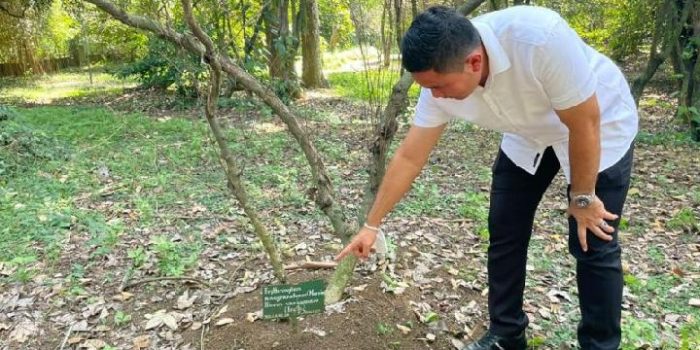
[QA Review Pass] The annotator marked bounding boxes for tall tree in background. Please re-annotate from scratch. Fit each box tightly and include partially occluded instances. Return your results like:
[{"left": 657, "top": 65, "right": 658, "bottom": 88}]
[
  {"left": 301, "top": 0, "right": 328, "bottom": 88},
  {"left": 380, "top": 0, "right": 393, "bottom": 67},
  {"left": 632, "top": 0, "right": 699, "bottom": 140},
  {"left": 265, "top": 0, "right": 301, "bottom": 98},
  {"left": 0, "top": 0, "right": 54, "bottom": 74}
]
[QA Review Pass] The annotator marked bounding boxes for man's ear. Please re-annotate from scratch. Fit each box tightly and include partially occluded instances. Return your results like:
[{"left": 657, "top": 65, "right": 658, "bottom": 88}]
[{"left": 466, "top": 52, "right": 483, "bottom": 73}]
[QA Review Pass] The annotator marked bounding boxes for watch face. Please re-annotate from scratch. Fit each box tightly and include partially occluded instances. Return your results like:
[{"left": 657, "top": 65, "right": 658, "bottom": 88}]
[{"left": 575, "top": 196, "right": 591, "bottom": 208}]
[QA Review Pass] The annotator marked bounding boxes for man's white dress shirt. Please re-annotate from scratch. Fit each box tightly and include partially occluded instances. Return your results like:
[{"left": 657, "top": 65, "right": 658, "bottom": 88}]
[{"left": 413, "top": 6, "right": 638, "bottom": 182}]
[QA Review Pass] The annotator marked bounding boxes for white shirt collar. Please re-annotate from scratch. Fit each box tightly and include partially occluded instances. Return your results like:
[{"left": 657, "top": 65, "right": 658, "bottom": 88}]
[{"left": 472, "top": 21, "right": 511, "bottom": 78}]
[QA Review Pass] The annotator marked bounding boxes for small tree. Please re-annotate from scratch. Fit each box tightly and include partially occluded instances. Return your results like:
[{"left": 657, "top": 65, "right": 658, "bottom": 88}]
[{"left": 81, "top": 0, "right": 487, "bottom": 306}]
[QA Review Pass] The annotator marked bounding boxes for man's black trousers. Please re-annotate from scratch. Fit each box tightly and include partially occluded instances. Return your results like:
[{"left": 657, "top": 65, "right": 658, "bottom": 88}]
[{"left": 487, "top": 145, "right": 633, "bottom": 350}]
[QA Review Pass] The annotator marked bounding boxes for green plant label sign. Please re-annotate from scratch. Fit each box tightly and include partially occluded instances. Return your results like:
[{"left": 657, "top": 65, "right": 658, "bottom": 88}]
[{"left": 262, "top": 279, "right": 325, "bottom": 319}]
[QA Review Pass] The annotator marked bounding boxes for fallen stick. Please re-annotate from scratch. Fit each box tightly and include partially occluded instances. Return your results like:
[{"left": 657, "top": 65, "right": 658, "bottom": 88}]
[
  {"left": 283, "top": 261, "right": 338, "bottom": 270},
  {"left": 58, "top": 324, "right": 73, "bottom": 350},
  {"left": 123, "top": 276, "right": 211, "bottom": 290}
]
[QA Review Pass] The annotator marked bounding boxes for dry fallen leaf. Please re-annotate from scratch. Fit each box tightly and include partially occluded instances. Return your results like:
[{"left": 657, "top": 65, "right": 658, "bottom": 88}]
[
  {"left": 9, "top": 320, "right": 37, "bottom": 343},
  {"left": 72, "top": 320, "right": 90, "bottom": 332},
  {"left": 303, "top": 326, "right": 327, "bottom": 337},
  {"left": 396, "top": 324, "right": 411, "bottom": 335},
  {"left": 80, "top": 338, "right": 107, "bottom": 350},
  {"left": 214, "top": 305, "right": 228, "bottom": 318},
  {"left": 113, "top": 292, "right": 134, "bottom": 302},
  {"left": 175, "top": 290, "right": 197, "bottom": 310},
  {"left": 144, "top": 310, "right": 178, "bottom": 330},
  {"left": 67, "top": 336, "right": 84, "bottom": 345},
  {"left": 351, "top": 284, "right": 368, "bottom": 292},
  {"left": 215, "top": 318, "right": 234, "bottom": 326},
  {"left": 133, "top": 335, "right": 150, "bottom": 349},
  {"left": 190, "top": 322, "right": 202, "bottom": 330},
  {"left": 690, "top": 298, "right": 700, "bottom": 307},
  {"left": 246, "top": 310, "right": 262, "bottom": 323}
]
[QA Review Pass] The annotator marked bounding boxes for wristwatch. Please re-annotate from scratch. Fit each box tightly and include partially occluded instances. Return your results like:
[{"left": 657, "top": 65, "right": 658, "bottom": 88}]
[{"left": 571, "top": 193, "right": 595, "bottom": 208}]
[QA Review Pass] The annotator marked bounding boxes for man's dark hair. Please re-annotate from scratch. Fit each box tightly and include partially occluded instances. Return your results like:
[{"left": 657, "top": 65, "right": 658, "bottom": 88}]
[{"left": 400, "top": 6, "right": 481, "bottom": 73}]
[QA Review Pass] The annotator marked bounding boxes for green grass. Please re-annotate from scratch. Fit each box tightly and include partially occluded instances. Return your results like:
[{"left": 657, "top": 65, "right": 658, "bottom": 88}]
[
  {"left": 0, "top": 69, "right": 137, "bottom": 104},
  {"left": 636, "top": 130, "right": 700, "bottom": 146},
  {"left": 667, "top": 208, "right": 699, "bottom": 232},
  {"left": 0, "top": 100, "right": 336, "bottom": 280},
  {"left": 327, "top": 69, "right": 420, "bottom": 103},
  {"left": 621, "top": 271, "right": 700, "bottom": 348},
  {"left": 395, "top": 181, "right": 458, "bottom": 217},
  {"left": 0, "top": 106, "right": 217, "bottom": 276}
]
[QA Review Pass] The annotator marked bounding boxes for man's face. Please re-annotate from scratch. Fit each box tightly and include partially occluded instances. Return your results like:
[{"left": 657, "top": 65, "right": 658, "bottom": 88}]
[{"left": 412, "top": 51, "right": 484, "bottom": 100}]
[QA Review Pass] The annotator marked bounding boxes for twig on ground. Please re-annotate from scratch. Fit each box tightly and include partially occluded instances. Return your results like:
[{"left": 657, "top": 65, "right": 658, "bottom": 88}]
[
  {"left": 123, "top": 276, "right": 211, "bottom": 290},
  {"left": 58, "top": 324, "right": 73, "bottom": 350},
  {"left": 283, "top": 261, "right": 338, "bottom": 270},
  {"left": 200, "top": 323, "right": 207, "bottom": 350}
]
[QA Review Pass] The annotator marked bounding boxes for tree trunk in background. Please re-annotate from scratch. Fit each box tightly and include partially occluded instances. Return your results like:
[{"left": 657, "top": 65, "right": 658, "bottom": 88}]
[
  {"left": 676, "top": 0, "right": 696, "bottom": 108},
  {"left": 513, "top": 0, "right": 525, "bottom": 5},
  {"left": 265, "top": 0, "right": 301, "bottom": 98},
  {"left": 677, "top": 1, "right": 699, "bottom": 140},
  {"left": 381, "top": 0, "right": 392, "bottom": 67},
  {"left": 393, "top": 0, "right": 402, "bottom": 49},
  {"left": 632, "top": 0, "right": 698, "bottom": 141},
  {"left": 301, "top": 0, "right": 328, "bottom": 88},
  {"left": 632, "top": 0, "right": 677, "bottom": 103}
]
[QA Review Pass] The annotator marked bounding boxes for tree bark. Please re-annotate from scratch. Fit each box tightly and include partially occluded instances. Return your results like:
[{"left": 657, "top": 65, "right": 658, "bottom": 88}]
[
  {"left": 676, "top": 0, "right": 697, "bottom": 110},
  {"left": 381, "top": 0, "right": 393, "bottom": 67},
  {"left": 265, "top": 0, "right": 301, "bottom": 98},
  {"left": 301, "top": 0, "right": 328, "bottom": 88},
  {"left": 182, "top": 0, "right": 288, "bottom": 284},
  {"left": 393, "top": 0, "right": 403, "bottom": 48},
  {"left": 459, "top": 0, "right": 488, "bottom": 16},
  {"left": 631, "top": 0, "right": 684, "bottom": 104}
]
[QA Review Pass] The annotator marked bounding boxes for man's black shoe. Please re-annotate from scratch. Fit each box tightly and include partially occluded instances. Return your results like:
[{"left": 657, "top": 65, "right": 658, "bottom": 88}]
[{"left": 461, "top": 330, "right": 527, "bottom": 350}]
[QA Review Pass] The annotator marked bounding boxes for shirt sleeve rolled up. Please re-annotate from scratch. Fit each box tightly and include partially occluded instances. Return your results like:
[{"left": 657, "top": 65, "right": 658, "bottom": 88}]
[{"left": 535, "top": 21, "right": 597, "bottom": 111}]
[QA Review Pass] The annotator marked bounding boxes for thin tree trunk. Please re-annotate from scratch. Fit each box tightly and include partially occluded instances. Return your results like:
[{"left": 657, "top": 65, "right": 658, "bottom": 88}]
[
  {"left": 301, "top": 0, "right": 328, "bottom": 88},
  {"left": 244, "top": 3, "right": 266, "bottom": 64},
  {"left": 265, "top": 0, "right": 301, "bottom": 98},
  {"left": 691, "top": 45, "right": 700, "bottom": 141},
  {"left": 182, "top": 0, "right": 288, "bottom": 283},
  {"left": 676, "top": 0, "right": 697, "bottom": 111},
  {"left": 393, "top": 0, "right": 402, "bottom": 48},
  {"left": 381, "top": 0, "right": 392, "bottom": 67},
  {"left": 631, "top": 0, "right": 679, "bottom": 104}
]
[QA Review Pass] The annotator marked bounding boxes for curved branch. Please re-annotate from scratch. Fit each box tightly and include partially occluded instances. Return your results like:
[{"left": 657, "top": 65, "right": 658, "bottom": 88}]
[
  {"left": 458, "top": 0, "right": 487, "bottom": 16},
  {"left": 83, "top": 0, "right": 353, "bottom": 239}
]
